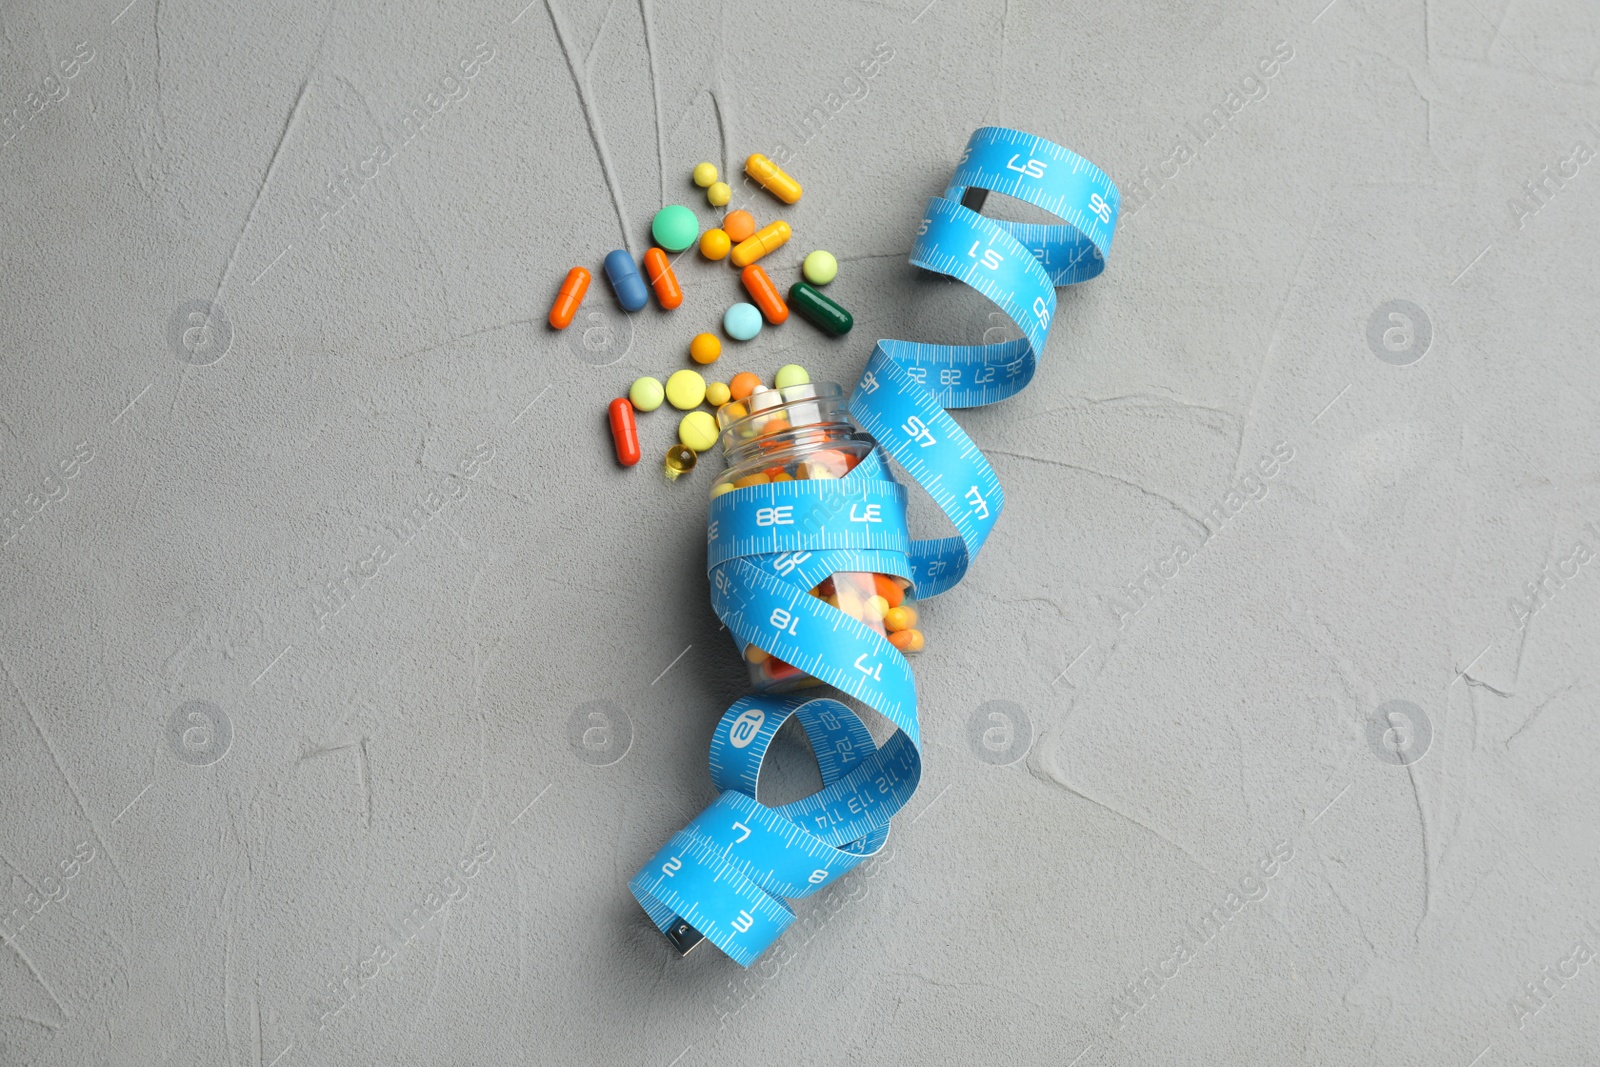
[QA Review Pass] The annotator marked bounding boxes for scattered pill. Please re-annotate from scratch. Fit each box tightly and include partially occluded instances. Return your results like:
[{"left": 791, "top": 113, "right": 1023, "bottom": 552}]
[
  {"left": 707, "top": 181, "right": 731, "bottom": 207},
  {"left": 723, "top": 210, "right": 756, "bottom": 243},
  {"left": 664, "top": 442, "right": 698, "bottom": 478},
  {"left": 692, "top": 162, "right": 719, "bottom": 188},
  {"left": 665, "top": 369, "right": 707, "bottom": 410},
  {"left": 603, "top": 249, "right": 649, "bottom": 312},
  {"left": 745, "top": 153, "right": 803, "bottom": 204},
  {"left": 730, "top": 220, "right": 791, "bottom": 267},
  {"left": 651, "top": 205, "right": 699, "bottom": 252},
  {"left": 788, "top": 281, "right": 853, "bottom": 336},
  {"left": 729, "top": 372, "right": 761, "bottom": 401},
  {"left": 724, "top": 302, "right": 763, "bottom": 340},
  {"left": 802, "top": 250, "right": 838, "bottom": 285},
  {"left": 679, "top": 410, "right": 718, "bottom": 452},
  {"left": 548, "top": 266, "right": 590, "bottom": 329},
  {"left": 629, "top": 376, "right": 665, "bottom": 412},
  {"left": 773, "top": 363, "right": 809, "bottom": 390},
  {"left": 699, "top": 228, "right": 731, "bottom": 261},
  {"left": 642, "top": 247, "right": 683, "bottom": 309},
  {"left": 705, "top": 381, "right": 732, "bottom": 407},
  {"left": 608, "top": 397, "right": 641, "bottom": 466},
  {"left": 741, "top": 265, "right": 789, "bottom": 324},
  {"left": 689, "top": 332, "right": 722, "bottom": 365}
]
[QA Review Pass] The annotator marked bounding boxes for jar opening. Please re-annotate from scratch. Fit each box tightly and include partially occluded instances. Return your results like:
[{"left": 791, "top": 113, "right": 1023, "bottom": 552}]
[{"left": 716, "top": 381, "right": 850, "bottom": 463}]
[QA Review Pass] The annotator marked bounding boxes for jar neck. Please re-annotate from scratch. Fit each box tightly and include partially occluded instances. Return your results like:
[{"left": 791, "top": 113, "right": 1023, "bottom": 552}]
[{"left": 717, "top": 383, "right": 854, "bottom": 468}]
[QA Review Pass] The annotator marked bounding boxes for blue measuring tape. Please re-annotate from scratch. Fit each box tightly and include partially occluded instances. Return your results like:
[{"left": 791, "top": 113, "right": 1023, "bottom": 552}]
[{"left": 629, "top": 126, "right": 1119, "bottom": 967}]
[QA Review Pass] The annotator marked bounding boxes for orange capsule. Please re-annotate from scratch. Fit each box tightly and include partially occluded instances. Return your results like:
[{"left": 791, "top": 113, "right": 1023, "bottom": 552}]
[
  {"left": 548, "top": 266, "right": 590, "bottom": 329},
  {"left": 730, "top": 220, "right": 791, "bottom": 267},
  {"left": 607, "top": 397, "right": 640, "bottom": 466},
  {"left": 642, "top": 247, "right": 682, "bottom": 310},
  {"left": 740, "top": 265, "right": 789, "bottom": 324}
]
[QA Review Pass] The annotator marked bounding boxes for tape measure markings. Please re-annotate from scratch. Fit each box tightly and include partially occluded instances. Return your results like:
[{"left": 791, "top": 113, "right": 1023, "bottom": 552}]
[{"left": 630, "top": 126, "right": 1118, "bottom": 967}]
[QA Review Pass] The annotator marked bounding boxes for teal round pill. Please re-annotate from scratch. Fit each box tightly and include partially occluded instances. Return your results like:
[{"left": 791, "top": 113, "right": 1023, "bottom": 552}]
[
  {"left": 724, "top": 303, "right": 763, "bottom": 341},
  {"left": 651, "top": 205, "right": 699, "bottom": 252}
]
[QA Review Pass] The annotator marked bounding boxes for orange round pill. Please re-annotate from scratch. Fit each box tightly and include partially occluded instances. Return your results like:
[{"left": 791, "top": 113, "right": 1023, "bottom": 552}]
[
  {"left": 699, "top": 228, "right": 731, "bottom": 261},
  {"left": 723, "top": 210, "right": 756, "bottom": 243},
  {"left": 689, "top": 332, "right": 722, "bottom": 365},
  {"left": 884, "top": 605, "right": 917, "bottom": 632},
  {"left": 888, "top": 629, "right": 925, "bottom": 653},
  {"left": 729, "top": 372, "right": 761, "bottom": 401}
]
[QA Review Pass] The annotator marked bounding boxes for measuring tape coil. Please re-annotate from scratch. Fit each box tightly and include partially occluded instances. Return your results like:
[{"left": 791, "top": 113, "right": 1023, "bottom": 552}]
[{"left": 629, "top": 126, "right": 1119, "bottom": 967}]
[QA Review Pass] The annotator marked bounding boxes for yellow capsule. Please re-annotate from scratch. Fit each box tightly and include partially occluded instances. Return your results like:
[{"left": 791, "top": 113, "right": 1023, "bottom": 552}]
[
  {"left": 730, "top": 220, "right": 791, "bottom": 268},
  {"left": 746, "top": 154, "right": 802, "bottom": 204}
]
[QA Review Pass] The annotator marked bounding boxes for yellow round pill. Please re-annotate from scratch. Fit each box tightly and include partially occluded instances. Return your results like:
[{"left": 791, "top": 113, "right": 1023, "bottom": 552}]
[
  {"left": 707, "top": 181, "right": 731, "bottom": 207},
  {"left": 665, "top": 369, "right": 707, "bottom": 410},
  {"left": 705, "top": 381, "right": 732, "bottom": 407},
  {"left": 679, "top": 410, "right": 718, "bottom": 452},
  {"left": 689, "top": 332, "right": 722, "bottom": 365},
  {"left": 693, "top": 162, "right": 718, "bottom": 188},
  {"left": 699, "top": 228, "right": 731, "bottom": 261}
]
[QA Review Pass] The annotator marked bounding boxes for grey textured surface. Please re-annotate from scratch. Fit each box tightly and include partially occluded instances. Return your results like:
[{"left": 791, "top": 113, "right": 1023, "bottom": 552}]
[{"left": 2, "top": 0, "right": 1598, "bottom": 1063}]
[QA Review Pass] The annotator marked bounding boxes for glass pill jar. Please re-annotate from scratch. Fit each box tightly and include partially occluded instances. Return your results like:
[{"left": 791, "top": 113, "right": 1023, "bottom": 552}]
[{"left": 711, "top": 382, "right": 925, "bottom": 693}]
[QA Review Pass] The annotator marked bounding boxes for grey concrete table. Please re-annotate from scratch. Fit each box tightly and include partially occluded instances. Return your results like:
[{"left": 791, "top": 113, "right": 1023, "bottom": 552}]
[{"left": 3, "top": 0, "right": 1598, "bottom": 1063}]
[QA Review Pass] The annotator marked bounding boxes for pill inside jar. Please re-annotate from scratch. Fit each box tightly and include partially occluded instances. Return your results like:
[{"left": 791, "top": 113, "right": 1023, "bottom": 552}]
[{"left": 710, "top": 382, "right": 924, "bottom": 692}]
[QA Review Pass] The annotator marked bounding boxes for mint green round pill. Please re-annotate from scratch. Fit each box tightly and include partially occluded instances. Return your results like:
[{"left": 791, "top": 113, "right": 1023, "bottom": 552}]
[
  {"left": 651, "top": 205, "right": 699, "bottom": 252},
  {"left": 802, "top": 250, "right": 838, "bottom": 285},
  {"left": 629, "top": 376, "right": 664, "bottom": 412}
]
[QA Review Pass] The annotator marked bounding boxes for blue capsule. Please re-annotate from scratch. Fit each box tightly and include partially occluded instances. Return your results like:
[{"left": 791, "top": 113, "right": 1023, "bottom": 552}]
[{"left": 603, "top": 249, "right": 649, "bottom": 312}]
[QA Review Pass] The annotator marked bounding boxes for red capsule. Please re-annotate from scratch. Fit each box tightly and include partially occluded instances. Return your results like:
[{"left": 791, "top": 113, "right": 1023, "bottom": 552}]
[
  {"left": 548, "top": 266, "right": 590, "bottom": 329},
  {"left": 740, "top": 264, "right": 788, "bottom": 324},
  {"left": 643, "top": 247, "right": 683, "bottom": 310},
  {"left": 607, "top": 397, "right": 641, "bottom": 466}
]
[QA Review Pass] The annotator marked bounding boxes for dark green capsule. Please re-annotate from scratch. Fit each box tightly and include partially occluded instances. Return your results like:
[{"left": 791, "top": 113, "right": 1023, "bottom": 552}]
[{"left": 788, "top": 282, "right": 853, "bottom": 336}]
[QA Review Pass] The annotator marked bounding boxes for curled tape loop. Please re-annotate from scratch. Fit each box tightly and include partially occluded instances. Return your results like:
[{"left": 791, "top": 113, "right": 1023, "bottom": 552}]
[{"left": 629, "top": 126, "right": 1119, "bottom": 967}]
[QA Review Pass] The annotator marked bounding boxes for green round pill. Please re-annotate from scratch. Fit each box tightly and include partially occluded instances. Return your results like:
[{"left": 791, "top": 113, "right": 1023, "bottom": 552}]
[
  {"left": 629, "top": 376, "right": 665, "bottom": 412},
  {"left": 651, "top": 205, "right": 700, "bottom": 252},
  {"left": 802, "top": 250, "right": 838, "bottom": 285},
  {"left": 773, "top": 364, "right": 810, "bottom": 390}
]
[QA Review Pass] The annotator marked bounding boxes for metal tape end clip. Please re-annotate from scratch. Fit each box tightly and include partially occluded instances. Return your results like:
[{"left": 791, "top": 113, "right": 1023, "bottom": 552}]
[{"left": 665, "top": 918, "right": 705, "bottom": 956}]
